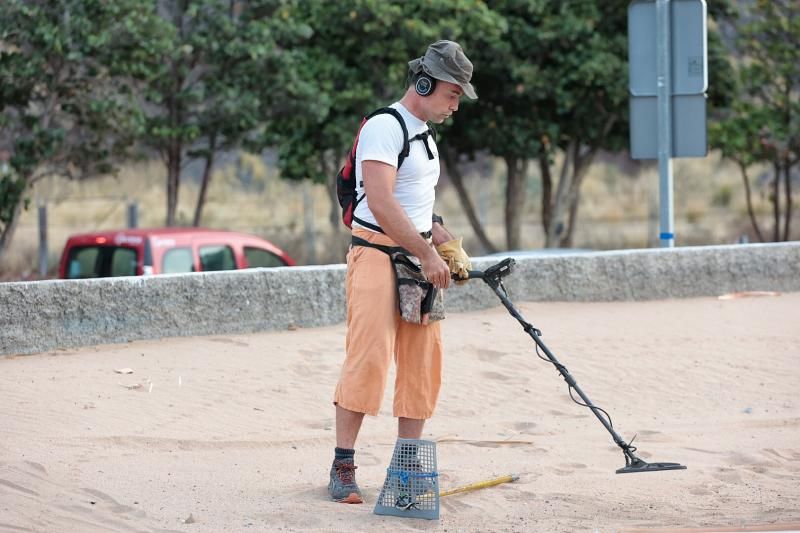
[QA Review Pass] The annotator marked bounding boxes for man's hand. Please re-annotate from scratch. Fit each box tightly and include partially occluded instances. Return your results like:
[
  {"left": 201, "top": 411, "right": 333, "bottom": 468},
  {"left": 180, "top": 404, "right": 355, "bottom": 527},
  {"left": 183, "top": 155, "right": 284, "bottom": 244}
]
[
  {"left": 420, "top": 249, "right": 451, "bottom": 289},
  {"left": 436, "top": 237, "right": 471, "bottom": 283}
]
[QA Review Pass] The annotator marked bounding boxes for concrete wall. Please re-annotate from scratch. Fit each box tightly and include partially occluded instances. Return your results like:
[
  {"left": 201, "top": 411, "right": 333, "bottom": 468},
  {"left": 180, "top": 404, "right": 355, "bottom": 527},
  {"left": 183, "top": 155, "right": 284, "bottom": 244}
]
[{"left": 2, "top": 242, "right": 799, "bottom": 356}]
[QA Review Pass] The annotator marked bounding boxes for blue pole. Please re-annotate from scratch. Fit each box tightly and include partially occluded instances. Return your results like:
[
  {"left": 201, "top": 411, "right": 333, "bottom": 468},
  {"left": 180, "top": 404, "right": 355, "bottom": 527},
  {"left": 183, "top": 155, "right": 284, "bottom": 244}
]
[{"left": 656, "top": 0, "right": 675, "bottom": 247}]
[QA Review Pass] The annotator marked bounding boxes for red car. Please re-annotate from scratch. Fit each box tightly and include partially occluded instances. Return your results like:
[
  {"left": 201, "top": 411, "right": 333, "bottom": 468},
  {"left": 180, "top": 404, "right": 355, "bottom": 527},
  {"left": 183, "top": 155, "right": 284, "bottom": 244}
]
[{"left": 58, "top": 227, "right": 296, "bottom": 279}]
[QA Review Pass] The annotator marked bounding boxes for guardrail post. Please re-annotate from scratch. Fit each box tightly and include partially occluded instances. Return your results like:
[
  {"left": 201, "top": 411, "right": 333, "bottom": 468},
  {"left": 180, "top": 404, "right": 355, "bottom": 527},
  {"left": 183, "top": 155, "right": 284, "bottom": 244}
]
[
  {"left": 38, "top": 202, "right": 48, "bottom": 276},
  {"left": 127, "top": 201, "right": 138, "bottom": 228}
]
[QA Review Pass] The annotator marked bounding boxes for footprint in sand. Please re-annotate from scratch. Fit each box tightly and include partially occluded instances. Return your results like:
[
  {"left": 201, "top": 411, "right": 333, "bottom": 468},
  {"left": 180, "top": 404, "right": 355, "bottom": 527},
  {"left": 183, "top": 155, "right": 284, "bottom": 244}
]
[
  {"left": 79, "top": 488, "right": 148, "bottom": 517},
  {"left": 208, "top": 337, "right": 249, "bottom": 347},
  {"left": 729, "top": 449, "right": 800, "bottom": 479},
  {"left": 0, "top": 478, "right": 39, "bottom": 497},
  {"left": 292, "top": 361, "right": 334, "bottom": 374},
  {"left": 549, "top": 462, "right": 588, "bottom": 476},
  {"left": 353, "top": 451, "right": 381, "bottom": 466},
  {"left": 512, "top": 421, "right": 538, "bottom": 434},
  {"left": 683, "top": 447, "right": 724, "bottom": 455},
  {"left": 0, "top": 461, "right": 52, "bottom": 496},
  {"left": 637, "top": 429, "right": 662, "bottom": 436},
  {"left": 476, "top": 348, "right": 508, "bottom": 362},
  {"left": 24, "top": 461, "right": 47, "bottom": 475},
  {"left": 480, "top": 370, "right": 511, "bottom": 381},
  {"left": 448, "top": 407, "right": 478, "bottom": 417},
  {"left": 688, "top": 486, "right": 713, "bottom": 496},
  {"left": 441, "top": 498, "right": 475, "bottom": 513},
  {"left": 763, "top": 448, "right": 800, "bottom": 464},
  {"left": 300, "top": 418, "right": 334, "bottom": 431},
  {"left": 298, "top": 349, "right": 332, "bottom": 358},
  {"left": 712, "top": 466, "right": 742, "bottom": 483}
]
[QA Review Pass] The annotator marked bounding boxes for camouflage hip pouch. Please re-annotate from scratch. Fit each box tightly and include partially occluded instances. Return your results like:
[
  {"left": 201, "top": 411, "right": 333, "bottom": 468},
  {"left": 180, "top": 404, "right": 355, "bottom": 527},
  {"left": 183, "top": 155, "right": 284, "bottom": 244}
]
[
  {"left": 351, "top": 236, "right": 445, "bottom": 325},
  {"left": 392, "top": 253, "right": 445, "bottom": 325}
]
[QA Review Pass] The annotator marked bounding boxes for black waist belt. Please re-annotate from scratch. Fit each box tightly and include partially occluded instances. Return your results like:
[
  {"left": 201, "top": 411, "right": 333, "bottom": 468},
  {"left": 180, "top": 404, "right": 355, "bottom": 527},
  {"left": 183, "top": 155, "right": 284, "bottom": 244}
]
[
  {"left": 352, "top": 218, "right": 431, "bottom": 240},
  {"left": 351, "top": 236, "right": 409, "bottom": 256},
  {"left": 352, "top": 230, "right": 430, "bottom": 244}
]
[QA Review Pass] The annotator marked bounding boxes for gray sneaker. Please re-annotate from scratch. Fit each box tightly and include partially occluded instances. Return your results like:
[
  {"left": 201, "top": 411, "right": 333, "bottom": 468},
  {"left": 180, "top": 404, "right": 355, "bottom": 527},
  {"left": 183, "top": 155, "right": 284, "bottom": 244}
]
[
  {"left": 329, "top": 458, "right": 363, "bottom": 504},
  {"left": 393, "top": 458, "right": 435, "bottom": 496}
]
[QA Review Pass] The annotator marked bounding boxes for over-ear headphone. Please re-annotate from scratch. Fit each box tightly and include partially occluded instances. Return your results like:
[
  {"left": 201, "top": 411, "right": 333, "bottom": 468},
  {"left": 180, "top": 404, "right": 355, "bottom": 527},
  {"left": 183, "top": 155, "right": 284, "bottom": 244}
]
[{"left": 414, "top": 72, "right": 437, "bottom": 97}]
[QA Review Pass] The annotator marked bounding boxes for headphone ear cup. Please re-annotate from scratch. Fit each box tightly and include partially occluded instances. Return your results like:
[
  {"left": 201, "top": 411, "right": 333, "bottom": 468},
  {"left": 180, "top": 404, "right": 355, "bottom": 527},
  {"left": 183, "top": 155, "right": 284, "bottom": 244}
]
[{"left": 414, "top": 73, "right": 436, "bottom": 97}]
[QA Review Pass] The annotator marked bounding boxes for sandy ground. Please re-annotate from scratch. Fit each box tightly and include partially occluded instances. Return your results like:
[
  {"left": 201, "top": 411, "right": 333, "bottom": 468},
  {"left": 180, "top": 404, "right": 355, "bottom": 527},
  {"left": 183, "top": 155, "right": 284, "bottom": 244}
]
[{"left": 1, "top": 293, "right": 799, "bottom": 533}]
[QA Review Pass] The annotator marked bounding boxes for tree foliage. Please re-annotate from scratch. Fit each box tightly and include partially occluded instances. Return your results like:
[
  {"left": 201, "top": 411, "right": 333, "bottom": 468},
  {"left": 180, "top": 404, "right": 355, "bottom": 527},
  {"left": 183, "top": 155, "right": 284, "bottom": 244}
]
[
  {"left": 260, "top": 0, "right": 505, "bottom": 230},
  {"left": 710, "top": 0, "right": 799, "bottom": 242},
  {"left": 443, "top": 0, "right": 630, "bottom": 250},
  {"left": 139, "top": 0, "right": 313, "bottom": 226},
  {"left": 0, "top": 0, "right": 786, "bottom": 261},
  {"left": 0, "top": 0, "right": 170, "bottom": 254}
]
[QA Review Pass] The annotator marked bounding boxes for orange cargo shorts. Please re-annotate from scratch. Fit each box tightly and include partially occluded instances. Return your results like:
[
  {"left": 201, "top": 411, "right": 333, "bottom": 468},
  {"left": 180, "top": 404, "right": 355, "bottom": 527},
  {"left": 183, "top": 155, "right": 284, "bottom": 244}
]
[{"left": 333, "top": 228, "right": 443, "bottom": 419}]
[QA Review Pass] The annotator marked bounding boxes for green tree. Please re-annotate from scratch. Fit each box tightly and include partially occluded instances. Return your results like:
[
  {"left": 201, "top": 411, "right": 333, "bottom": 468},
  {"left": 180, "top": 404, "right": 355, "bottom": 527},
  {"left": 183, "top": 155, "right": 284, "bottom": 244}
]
[
  {"left": 261, "top": 0, "right": 505, "bottom": 233},
  {"left": 711, "top": 0, "right": 799, "bottom": 242},
  {"left": 142, "top": 1, "right": 207, "bottom": 226},
  {"left": 443, "top": 1, "right": 627, "bottom": 250},
  {"left": 443, "top": 1, "right": 736, "bottom": 251},
  {"left": 187, "top": 1, "right": 313, "bottom": 226},
  {"left": 137, "top": 1, "right": 311, "bottom": 227},
  {"left": 0, "top": 0, "right": 170, "bottom": 255}
]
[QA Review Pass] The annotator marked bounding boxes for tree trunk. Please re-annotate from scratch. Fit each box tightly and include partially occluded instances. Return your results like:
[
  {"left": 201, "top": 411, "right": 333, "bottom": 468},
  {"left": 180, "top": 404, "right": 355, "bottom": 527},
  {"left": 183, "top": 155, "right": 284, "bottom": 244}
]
[
  {"left": 561, "top": 186, "right": 581, "bottom": 248},
  {"left": 504, "top": 156, "right": 528, "bottom": 250},
  {"left": 165, "top": 48, "right": 184, "bottom": 226},
  {"left": 321, "top": 151, "right": 341, "bottom": 232},
  {"left": 558, "top": 115, "right": 616, "bottom": 248},
  {"left": 772, "top": 162, "right": 780, "bottom": 242},
  {"left": 738, "top": 161, "right": 765, "bottom": 243},
  {"left": 327, "top": 174, "right": 340, "bottom": 232},
  {"left": 559, "top": 147, "right": 597, "bottom": 248},
  {"left": 193, "top": 133, "right": 217, "bottom": 227},
  {"left": 440, "top": 145, "right": 497, "bottom": 253},
  {"left": 545, "top": 141, "right": 575, "bottom": 247},
  {"left": 538, "top": 152, "right": 553, "bottom": 237},
  {"left": 783, "top": 158, "right": 792, "bottom": 241},
  {"left": 166, "top": 144, "right": 181, "bottom": 226},
  {"left": 0, "top": 195, "right": 25, "bottom": 258}
]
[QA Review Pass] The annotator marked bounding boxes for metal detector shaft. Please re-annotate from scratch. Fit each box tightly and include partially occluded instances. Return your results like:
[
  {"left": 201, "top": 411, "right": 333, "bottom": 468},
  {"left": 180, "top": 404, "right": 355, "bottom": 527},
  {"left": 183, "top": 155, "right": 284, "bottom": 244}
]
[
  {"left": 460, "top": 258, "right": 686, "bottom": 474},
  {"left": 478, "top": 270, "right": 631, "bottom": 452}
]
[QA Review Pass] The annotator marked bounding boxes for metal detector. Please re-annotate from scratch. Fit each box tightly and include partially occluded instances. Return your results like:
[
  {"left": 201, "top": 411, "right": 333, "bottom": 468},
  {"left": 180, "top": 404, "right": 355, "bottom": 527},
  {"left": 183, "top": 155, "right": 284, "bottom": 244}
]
[{"left": 461, "top": 258, "right": 686, "bottom": 474}]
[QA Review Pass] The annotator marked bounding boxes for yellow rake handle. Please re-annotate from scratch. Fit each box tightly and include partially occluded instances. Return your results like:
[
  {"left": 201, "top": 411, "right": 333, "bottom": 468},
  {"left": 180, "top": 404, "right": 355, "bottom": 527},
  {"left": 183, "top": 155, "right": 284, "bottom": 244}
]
[{"left": 439, "top": 474, "right": 519, "bottom": 497}]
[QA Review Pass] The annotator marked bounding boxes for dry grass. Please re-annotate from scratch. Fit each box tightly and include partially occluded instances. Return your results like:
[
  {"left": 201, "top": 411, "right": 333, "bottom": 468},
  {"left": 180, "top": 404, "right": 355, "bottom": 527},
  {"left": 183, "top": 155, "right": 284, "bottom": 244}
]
[{"left": 1, "top": 149, "right": 794, "bottom": 279}]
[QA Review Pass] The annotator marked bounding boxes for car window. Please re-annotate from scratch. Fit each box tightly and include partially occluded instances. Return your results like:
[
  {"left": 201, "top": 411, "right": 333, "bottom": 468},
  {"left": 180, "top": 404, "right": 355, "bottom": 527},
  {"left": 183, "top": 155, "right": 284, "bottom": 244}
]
[
  {"left": 67, "top": 247, "right": 99, "bottom": 278},
  {"left": 66, "top": 246, "right": 138, "bottom": 278},
  {"left": 199, "top": 245, "right": 236, "bottom": 271},
  {"left": 244, "top": 246, "right": 287, "bottom": 268},
  {"left": 110, "top": 248, "right": 137, "bottom": 276},
  {"left": 162, "top": 247, "right": 194, "bottom": 273}
]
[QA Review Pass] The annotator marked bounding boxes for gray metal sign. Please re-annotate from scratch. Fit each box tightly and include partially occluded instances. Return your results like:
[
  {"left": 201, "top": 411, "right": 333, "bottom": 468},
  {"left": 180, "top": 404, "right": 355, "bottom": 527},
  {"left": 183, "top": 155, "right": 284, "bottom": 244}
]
[
  {"left": 629, "top": 0, "right": 708, "bottom": 159},
  {"left": 629, "top": 0, "right": 708, "bottom": 96},
  {"left": 630, "top": 94, "right": 707, "bottom": 159}
]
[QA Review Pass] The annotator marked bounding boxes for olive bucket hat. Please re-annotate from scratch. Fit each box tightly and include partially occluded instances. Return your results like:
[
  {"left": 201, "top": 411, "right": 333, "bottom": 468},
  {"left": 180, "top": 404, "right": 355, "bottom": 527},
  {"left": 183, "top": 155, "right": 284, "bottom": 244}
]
[{"left": 408, "top": 40, "right": 477, "bottom": 100}]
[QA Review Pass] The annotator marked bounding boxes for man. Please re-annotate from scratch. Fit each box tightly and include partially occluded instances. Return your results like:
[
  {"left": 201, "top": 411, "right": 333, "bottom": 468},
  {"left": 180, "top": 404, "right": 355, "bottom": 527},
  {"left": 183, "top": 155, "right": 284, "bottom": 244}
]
[{"left": 329, "top": 40, "right": 476, "bottom": 504}]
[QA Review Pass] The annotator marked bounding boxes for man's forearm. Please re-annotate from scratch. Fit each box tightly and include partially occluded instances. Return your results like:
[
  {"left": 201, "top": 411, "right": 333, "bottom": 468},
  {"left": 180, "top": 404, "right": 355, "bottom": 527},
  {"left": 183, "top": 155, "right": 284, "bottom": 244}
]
[{"left": 431, "top": 220, "right": 454, "bottom": 247}]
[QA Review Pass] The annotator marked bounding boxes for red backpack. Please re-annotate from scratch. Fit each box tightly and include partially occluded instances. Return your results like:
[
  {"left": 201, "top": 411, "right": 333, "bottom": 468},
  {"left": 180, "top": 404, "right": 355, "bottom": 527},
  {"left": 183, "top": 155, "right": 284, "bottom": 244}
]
[{"left": 335, "top": 107, "right": 433, "bottom": 232}]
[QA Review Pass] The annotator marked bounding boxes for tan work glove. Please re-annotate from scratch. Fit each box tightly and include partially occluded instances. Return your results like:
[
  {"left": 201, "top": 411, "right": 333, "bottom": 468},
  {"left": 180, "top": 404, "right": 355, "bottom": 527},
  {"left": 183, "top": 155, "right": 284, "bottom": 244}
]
[{"left": 435, "top": 237, "right": 471, "bottom": 284}]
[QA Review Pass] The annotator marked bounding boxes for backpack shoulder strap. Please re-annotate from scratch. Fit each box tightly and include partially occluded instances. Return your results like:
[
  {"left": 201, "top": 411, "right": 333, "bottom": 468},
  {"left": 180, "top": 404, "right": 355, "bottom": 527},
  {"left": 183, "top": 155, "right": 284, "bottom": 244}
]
[
  {"left": 365, "top": 107, "right": 410, "bottom": 168},
  {"left": 350, "top": 107, "right": 412, "bottom": 234}
]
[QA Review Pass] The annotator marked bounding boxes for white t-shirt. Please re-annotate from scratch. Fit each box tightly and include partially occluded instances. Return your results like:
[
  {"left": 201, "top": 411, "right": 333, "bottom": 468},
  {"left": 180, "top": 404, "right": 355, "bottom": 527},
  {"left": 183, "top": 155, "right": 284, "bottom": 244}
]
[{"left": 353, "top": 102, "right": 439, "bottom": 233}]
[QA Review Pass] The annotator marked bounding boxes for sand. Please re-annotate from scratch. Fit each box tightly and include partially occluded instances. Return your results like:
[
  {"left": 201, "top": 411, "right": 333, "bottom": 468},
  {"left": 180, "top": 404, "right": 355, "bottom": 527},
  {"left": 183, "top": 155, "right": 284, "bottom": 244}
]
[{"left": 1, "top": 293, "right": 799, "bottom": 532}]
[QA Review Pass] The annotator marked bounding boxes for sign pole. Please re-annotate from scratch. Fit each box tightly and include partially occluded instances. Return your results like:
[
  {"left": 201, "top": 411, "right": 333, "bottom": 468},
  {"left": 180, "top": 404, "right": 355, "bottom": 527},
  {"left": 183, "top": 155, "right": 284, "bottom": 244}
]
[{"left": 656, "top": 0, "right": 675, "bottom": 247}]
